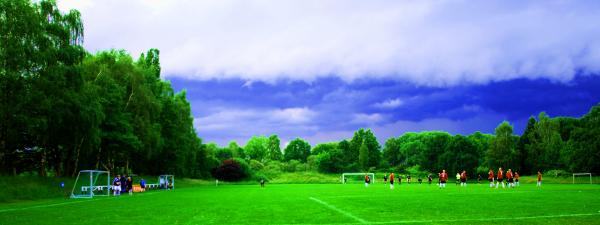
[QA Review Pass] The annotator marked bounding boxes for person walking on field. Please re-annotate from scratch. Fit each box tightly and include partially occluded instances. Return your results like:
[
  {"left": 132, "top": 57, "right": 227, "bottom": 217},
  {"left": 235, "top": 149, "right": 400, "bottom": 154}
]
[
  {"left": 455, "top": 173, "right": 461, "bottom": 186},
  {"left": 506, "top": 169, "right": 514, "bottom": 188},
  {"left": 537, "top": 171, "right": 543, "bottom": 187},
  {"left": 364, "top": 174, "right": 371, "bottom": 187},
  {"left": 439, "top": 170, "right": 448, "bottom": 188},
  {"left": 496, "top": 167, "right": 504, "bottom": 189},
  {"left": 460, "top": 170, "right": 467, "bottom": 187},
  {"left": 514, "top": 172, "right": 520, "bottom": 187},
  {"left": 389, "top": 173, "right": 395, "bottom": 189},
  {"left": 488, "top": 169, "right": 495, "bottom": 188}
]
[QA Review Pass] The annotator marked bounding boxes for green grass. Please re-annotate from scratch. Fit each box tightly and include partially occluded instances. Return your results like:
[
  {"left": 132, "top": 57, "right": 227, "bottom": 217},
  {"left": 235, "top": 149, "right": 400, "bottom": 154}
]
[{"left": 1, "top": 182, "right": 599, "bottom": 224}]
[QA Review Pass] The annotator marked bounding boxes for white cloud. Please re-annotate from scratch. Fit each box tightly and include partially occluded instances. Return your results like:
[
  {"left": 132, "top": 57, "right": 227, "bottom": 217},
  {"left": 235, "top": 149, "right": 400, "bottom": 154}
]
[
  {"left": 193, "top": 107, "right": 318, "bottom": 145},
  {"left": 373, "top": 98, "right": 404, "bottom": 109},
  {"left": 351, "top": 113, "right": 384, "bottom": 125},
  {"left": 57, "top": 0, "right": 600, "bottom": 86}
]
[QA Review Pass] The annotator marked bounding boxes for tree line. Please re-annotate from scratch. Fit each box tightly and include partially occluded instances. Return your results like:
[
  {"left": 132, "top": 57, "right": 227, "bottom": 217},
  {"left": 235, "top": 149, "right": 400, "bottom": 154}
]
[
  {"left": 0, "top": 0, "right": 208, "bottom": 177},
  {"left": 2, "top": 1, "right": 599, "bottom": 180},
  {"left": 208, "top": 106, "right": 599, "bottom": 182}
]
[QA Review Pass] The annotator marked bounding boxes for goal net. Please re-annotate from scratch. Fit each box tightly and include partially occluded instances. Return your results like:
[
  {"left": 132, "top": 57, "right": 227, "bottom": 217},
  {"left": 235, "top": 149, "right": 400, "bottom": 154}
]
[
  {"left": 572, "top": 173, "right": 593, "bottom": 184},
  {"left": 342, "top": 173, "right": 375, "bottom": 184},
  {"left": 159, "top": 175, "right": 175, "bottom": 190},
  {"left": 71, "top": 170, "right": 111, "bottom": 198}
]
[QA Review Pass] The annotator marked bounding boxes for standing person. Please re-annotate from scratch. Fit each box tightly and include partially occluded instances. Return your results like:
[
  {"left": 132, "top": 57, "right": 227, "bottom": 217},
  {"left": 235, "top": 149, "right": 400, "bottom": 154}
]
[
  {"left": 506, "top": 169, "right": 514, "bottom": 188},
  {"left": 428, "top": 174, "right": 433, "bottom": 185},
  {"left": 477, "top": 174, "right": 482, "bottom": 184},
  {"left": 460, "top": 170, "right": 467, "bottom": 187},
  {"left": 398, "top": 174, "right": 402, "bottom": 185},
  {"left": 439, "top": 170, "right": 448, "bottom": 188},
  {"left": 364, "top": 174, "right": 371, "bottom": 187},
  {"left": 112, "top": 175, "right": 121, "bottom": 196},
  {"left": 496, "top": 167, "right": 504, "bottom": 189},
  {"left": 488, "top": 169, "right": 495, "bottom": 188},
  {"left": 384, "top": 174, "right": 388, "bottom": 183},
  {"left": 140, "top": 178, "right": 146, "bottom": 192},
  {"left": 120, "top": 175, "right": 127, "bottom": 194},
  {"left": 514, "top": 172, "right": 520, "bottom": 187},
  {"left": 389, "top": 173, "right": 395, "bottom": 189},
  {"left": 260, "top": 179, "right": 265, "bottom": 187},
  {"left": 407, "top": 175, "right": 411, "bottom": 184},
  {"left": 455, "top": 173, "right": 461, "bottom": 186},
  {"left": 537, "top": 171, "right": 543, "bottom": 187},
  {"left": 126, "top": 176, "right": 133, "bottom": 195}
]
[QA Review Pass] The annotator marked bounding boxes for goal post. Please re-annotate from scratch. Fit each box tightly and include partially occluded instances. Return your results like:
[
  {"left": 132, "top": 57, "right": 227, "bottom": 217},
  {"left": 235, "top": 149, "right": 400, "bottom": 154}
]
[
  {"left": 159, "top": 175, "right": 175, "bottom": 190},
  {"left": 572, "top": 173, "right": 592, "bottom": 184},
  {"left": 341, "top": 173, "right": 375, "bottom": 184},
  {"left": 71, "top": 170, "right": 110, "bottom": 198}
]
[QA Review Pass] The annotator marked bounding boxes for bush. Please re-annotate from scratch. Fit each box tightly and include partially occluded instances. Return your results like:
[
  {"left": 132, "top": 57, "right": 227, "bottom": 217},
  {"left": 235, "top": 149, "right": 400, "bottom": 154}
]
[
  {"left": 282, "top": 160, "right": 301, "bottom": 172},
  {"left": 249, "top": 159, "right": 264, "bottom": 171},
  {"left": 546, "top": 169, "right": 570, "bottom": 177},
  {"left": 211, "top": 158, "right": 250, "bottom": 181}
]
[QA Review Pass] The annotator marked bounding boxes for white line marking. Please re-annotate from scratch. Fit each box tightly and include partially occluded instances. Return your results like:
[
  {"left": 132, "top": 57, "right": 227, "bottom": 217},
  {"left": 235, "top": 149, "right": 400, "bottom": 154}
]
[
  {"left": 0, "top": 199, "right": 99, "bottom": 213},
  {"left": 309, "top": 197, "right": 368, "bottom": 224},
  {"left": 0, "top": 191, "right": 163, "bottom": 213}
]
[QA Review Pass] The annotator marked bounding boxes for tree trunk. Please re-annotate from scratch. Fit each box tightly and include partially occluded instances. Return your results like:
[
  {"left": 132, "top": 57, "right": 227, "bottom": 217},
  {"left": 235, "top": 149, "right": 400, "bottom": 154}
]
[
  {"left": 71, "top": 137, "right": 84, "bottom": 177},
  {"left": 40, "top": 149, "right": 47, "bottom": 177}
]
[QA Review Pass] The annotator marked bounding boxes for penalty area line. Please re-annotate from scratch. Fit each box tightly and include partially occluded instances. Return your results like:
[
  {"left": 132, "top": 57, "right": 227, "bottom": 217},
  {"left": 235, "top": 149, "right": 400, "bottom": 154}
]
[
  {"left": 309, "top": 197, "right": 368, "bottom": 224},
  {"left": 0, "top": 191, "right": 163, "bottom": 213}
]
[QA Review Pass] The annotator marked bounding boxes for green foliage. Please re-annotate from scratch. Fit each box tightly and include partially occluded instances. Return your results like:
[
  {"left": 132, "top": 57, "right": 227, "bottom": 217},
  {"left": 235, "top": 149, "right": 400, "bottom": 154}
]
[
  {"left": 245, "top": 136, "right": 269, "bottom": 162},
  {"left": 358, "top": 141, "right": 369, "bottom": 171},
  {"left": 284, "top": 138, "right": 311, "bottom": 162},
  {"left": 267, "top": 135, "right": 282, "bottom": 161},
  {"left": 486, "top": 121, "right": 517, "bottom": 169}
]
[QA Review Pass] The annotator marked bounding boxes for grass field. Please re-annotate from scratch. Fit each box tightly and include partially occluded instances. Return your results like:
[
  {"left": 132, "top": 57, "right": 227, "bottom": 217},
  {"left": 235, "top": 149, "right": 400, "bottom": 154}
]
[{"left": 1, "top": 182, "right": 599, "bottom": 225}]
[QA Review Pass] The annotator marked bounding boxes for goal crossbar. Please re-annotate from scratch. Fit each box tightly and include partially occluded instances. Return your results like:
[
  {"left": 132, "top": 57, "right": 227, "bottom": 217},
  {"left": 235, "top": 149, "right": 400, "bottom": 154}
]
[
  {"left": 572, "top": 173, "right": 592, "bottom": 184},
  {"left": 342, "top": 173, "right": 375, "bottom": 184}
]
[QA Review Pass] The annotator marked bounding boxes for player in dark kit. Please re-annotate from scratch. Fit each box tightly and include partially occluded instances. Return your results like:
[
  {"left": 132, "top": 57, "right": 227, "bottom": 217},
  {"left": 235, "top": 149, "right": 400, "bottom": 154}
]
[{"left": 428, "top": 174, "right": 433, "bottom": 185}]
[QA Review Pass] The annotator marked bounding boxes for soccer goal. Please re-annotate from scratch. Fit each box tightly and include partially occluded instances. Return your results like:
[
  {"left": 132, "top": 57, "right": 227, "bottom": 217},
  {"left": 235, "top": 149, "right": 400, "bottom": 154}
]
[
  {"left": 572, "top": 173, "right": 593, "bottom": 184},
  {"left": 341, "top": 173, "right": 375, "bottom": 184},
  {"left": 159, "top": 175, "right": 175, "bottom": 190},
  {"left": 71, "top": 170, "right": 111, "bottom": 198}
]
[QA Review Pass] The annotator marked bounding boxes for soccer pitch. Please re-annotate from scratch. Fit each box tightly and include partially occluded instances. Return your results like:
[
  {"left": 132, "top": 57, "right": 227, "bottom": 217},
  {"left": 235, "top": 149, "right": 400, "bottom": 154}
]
[{"left": 1, "top": 183, "right": 599, "bottom": 224}]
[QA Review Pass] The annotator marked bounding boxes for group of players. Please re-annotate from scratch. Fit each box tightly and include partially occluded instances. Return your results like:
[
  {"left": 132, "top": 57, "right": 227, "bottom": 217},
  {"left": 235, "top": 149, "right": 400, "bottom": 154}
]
[
  {"left": 112, "top": 174, "right": 146, "bottom": 196},
  {"left": 364, "top": 168, "right": 544, "bottom": 189}
]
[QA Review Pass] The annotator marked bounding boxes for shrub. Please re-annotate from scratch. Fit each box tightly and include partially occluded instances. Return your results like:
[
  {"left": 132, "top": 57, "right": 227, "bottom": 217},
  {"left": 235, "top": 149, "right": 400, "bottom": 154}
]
[
  {"left": 282, "top": 160, "right": 301, "bottom": 172},
  {"left": 212, "top": 158, "right": 250, "bottom": 181},
  {"left": 546, "top": 169, "right": 570, "bottom": 177},
  {"left": 249, "top": 159, "right": 264, "bottom": 171}
]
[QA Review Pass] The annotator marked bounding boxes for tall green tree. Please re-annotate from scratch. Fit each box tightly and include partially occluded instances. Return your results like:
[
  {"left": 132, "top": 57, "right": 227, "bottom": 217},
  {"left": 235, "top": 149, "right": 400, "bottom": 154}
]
[
  {"left": 486, "top": 121, "right": 517, "bottom": 169},
  {"left": 358, "top": 140, "right": 369, "bottom": 171},
  {"left": 284, "top": 138, "right": 311, "bottom": 162},
  {"left": 267, "top": 135, "right": 282, "bottom": 161}
]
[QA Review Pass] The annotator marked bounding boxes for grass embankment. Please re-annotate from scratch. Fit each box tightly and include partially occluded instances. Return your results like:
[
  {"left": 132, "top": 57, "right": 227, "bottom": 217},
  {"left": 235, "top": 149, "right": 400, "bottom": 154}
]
[{"left": 0, "top": 176, "right": 74, "bottom": 203}]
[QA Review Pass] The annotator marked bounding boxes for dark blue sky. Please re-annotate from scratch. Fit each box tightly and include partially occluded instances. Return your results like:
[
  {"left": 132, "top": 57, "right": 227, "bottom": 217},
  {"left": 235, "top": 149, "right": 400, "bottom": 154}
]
[{"left": 169, "top": 75, "right": 600, "bottom": 146}]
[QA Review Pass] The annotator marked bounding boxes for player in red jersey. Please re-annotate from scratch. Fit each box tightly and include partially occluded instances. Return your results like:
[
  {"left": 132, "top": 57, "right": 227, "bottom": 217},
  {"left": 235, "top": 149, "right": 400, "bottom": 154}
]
[
  {"left": 506, "top": 169, "right": 514, "bottom": 188},
  {"left": 439, "top": 170, "right": 448, "bottom": 188},
  {"left": 389, "top": 173, "right": 395, "bottom": 189},
  {"left": 496, "top": 167, "right": 504, "bottom": 189},
  {"left": 460, "top": 170, "right": 467, "bottom": 187}
]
